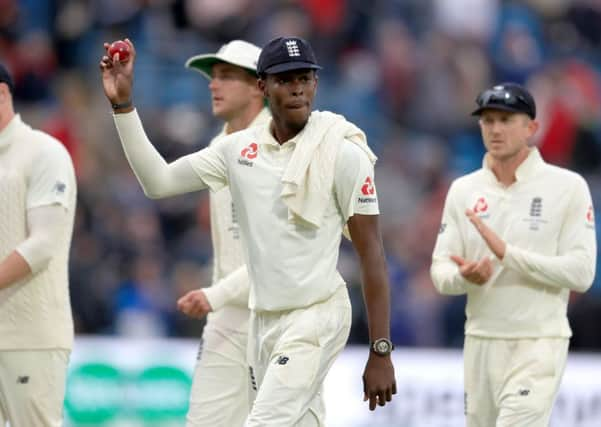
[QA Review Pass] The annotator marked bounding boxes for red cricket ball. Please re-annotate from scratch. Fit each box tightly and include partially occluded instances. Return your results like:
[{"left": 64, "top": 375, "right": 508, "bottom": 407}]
[{"left": 108, "top": 40, "right": 130, "bottom": 63}]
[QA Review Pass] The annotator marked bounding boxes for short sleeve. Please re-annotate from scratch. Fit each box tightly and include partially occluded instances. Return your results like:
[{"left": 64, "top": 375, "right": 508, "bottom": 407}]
[
  {"left": 334, "top": 141, "right": 379, "bottom": 222},
  {"left": 27, "top": 141, "right": 75, "bottom": 210}
]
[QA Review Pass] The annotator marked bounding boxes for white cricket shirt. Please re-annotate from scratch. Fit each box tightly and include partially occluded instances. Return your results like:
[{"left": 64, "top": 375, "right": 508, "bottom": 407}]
[
  {"left": 189, "top": 115, "right": 379, "bottom": 312},
  {"left": 431, "top": 148, "right": 596, "bottom": 338},
  {"left": 0, "top": 115, "right": 77, "bottom": 350},
  {"left": 204, "top": 108, "right": 270, "bottom": 330}
]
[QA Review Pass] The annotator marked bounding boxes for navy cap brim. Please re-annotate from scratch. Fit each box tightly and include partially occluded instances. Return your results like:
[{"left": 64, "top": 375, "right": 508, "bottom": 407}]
[
  {"left": 471, "top": 104, "right": 534, "bottom": 118},
  {"left": 261, "top": 61, "right": 322, "bottom": 75}
]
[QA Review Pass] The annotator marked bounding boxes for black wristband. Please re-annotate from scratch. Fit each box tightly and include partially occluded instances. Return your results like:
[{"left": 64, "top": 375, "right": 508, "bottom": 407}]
[{"left": 111, "top": 100, "right": 132, "bottom": 110}]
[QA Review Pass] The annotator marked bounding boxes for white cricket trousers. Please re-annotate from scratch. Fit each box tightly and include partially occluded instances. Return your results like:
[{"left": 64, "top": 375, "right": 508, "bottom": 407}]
[
  {"left": 245, "top": 285, "right": 351, "bottom": 427},
  {"left": 186, "top": 325, "right": 250, "bottom": 427},
  {"left": 464, "top": 336, "right": 569, "bottom": 427},
  {"left": 0, "top": 349, "right": 69, "bottom": 427}
]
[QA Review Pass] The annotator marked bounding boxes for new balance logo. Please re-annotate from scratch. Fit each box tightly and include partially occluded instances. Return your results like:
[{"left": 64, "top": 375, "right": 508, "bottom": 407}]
[
  {"left": 17, "top": 376, "right": 29, "bottom": 384},
  {"left": 276, "top": 356, "right": 289, "bottom": 365},
  {"left": 286, "top": 40, "right": 300, "bottom": 57},
  {"left": 518, "top": 389, "right": 530, "bottom": 396}
]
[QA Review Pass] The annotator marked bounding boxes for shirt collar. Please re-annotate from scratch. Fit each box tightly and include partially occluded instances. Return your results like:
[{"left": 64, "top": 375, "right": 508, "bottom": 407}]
[
  {"left": 250, "top": 107, "right": 270, "bottom": 128},
  {"left": 0, "top": 114, "right": 23, "bottom": 149},
  {"left": 260, "top": 121, "right": 301, "bottom": 148},
  {"left": 515, "top": 148, "right": 544, "bottom": 181},
  {"left": 260, "top": 111, "right": 317, "bottom": 147},
  {"left": 221, "top": 107, "right": 271, "bottom": 138},
  {"left": 482, "top": 147, "right": 544, "bottom": 184}
]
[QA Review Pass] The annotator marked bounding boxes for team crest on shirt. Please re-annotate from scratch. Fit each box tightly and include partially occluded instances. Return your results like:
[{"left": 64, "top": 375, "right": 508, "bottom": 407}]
[
  {"left": 522, "top": 196, "right": 547, "bottom": 231},
  {"left": 358, "top": 176, "right": 377, "bottom": 204},
  {"left": 238, "top": 142, "right": 258, "bottom": 167}
]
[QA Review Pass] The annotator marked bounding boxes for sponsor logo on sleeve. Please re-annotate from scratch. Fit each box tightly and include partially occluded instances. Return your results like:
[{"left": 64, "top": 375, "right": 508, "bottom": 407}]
[
  {"left": 53, "top": 181, "right": 66, "bottom": 195},
  {"left": 586, "top": 205, "right": 595, "bottom": 229},
  {"left": 239, "top": 142, "right": 258, "bottom": 167},
  {"left": 439, "top": 223, "right": 447, "bottom": 234},
  {"left": 358, "top": 176, "right": 377, "bottom": 204}
]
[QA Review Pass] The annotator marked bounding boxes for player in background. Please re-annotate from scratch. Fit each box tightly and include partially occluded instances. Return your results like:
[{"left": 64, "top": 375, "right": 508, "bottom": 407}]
[
  {"left": 0, "top": 63, "right": 77, "bottom": 427},
  {"left": 176, "top": 40, "right": 269, "bottom": 426},
  {"left": 431, "top": 82, "right": 596, "bottom": 426},
  {"left": 100, "top": 36, "right": 396, "bottom": 426}
]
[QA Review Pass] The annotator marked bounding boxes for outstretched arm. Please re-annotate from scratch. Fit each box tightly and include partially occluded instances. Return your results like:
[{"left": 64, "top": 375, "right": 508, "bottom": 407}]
[
  {"left": 113, "top": 112, "right": 211, "bottom": 198},
  {"left": 348, "top": 213, "right": 396, "bottom": 411},
  {"left": 100, "top": 39, "right": 225, "bottom": 198}
]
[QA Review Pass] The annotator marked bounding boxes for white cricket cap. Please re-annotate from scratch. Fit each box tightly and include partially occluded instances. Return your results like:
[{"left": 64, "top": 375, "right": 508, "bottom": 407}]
[{"left": 185, "top": 40, "right": 261, "bottom": 80}]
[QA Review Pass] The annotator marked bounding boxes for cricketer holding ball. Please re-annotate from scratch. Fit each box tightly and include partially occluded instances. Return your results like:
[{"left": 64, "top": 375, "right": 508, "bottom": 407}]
[{"left": 100, "top": 36, "right": 396, "bottom": 426}]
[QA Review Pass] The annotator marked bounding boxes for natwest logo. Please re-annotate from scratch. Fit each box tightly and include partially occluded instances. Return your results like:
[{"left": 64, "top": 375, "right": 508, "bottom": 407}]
[
  {"left": 361, "top": 177, "right": 375, "bottom": 196},
  {"left": 238, "top": 142, "right": 258, "bottom": 167},
  {"left": 358, "top": 177, "right": 377, "bottom": 204},
  {"left": 586, "top": 205, "right": 595, "bottom": 224},
  {"left": 241, "top": 143, "right": 258, "bottom": 159},
  {"left": 473, "top": 197, "right": 488, "bottom": 214}
]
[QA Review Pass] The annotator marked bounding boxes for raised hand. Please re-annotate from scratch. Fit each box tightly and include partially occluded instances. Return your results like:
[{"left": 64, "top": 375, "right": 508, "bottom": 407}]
[
  {"left": 465, "top": 208, "right": 506, "bottom": 260},
  {"left": 99, "top": 38, "right": 136, "bottom": 107}
]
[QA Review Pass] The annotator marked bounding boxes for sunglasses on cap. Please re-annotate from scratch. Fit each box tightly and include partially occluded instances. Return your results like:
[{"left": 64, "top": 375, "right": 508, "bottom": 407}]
[{"left": 476, "top": 88, "right": 530, "bottom": 110}]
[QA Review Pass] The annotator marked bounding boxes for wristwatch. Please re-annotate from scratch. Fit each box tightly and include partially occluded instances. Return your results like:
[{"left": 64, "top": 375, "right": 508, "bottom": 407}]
[{"left": 370, "top": 338, "right": 394, "bottom": 356}]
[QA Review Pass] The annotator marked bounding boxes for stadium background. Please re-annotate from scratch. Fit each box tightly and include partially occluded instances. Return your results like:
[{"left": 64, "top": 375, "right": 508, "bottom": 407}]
[{"left": 1, "top": 0, "right": 600, "bottom": 425}]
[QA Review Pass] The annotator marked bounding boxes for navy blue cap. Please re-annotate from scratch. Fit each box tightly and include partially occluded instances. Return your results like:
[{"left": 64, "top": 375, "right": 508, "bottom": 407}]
[
  {"left": 472, "top": 83, "right": 536, "bottom": 119},
  {"left": 0, "top": 63, "right": 14, "bottom": 95},
  {"left": 257, "top": 37, "right": 322, "bottom": 75}
]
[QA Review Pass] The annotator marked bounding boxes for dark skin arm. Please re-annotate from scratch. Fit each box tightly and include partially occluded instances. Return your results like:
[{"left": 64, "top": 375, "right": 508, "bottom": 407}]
[{"left": 347, "top": 213, "right": 397, "bottom": 410}]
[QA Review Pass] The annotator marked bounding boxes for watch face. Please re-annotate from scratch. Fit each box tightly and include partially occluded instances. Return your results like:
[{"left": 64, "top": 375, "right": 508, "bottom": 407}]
[{"left": 375, "top": 340, "right": 391, "bottom": 354}]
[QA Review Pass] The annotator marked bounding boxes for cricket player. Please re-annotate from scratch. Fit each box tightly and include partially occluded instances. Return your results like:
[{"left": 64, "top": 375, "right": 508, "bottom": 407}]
[
  {"left": 176, "top": 40, "right": 269, "bottom": 426},
  {"left": 100, "top": 36, "right": 396, "bottom": 426},
  {"left": 431, "top": 82, "right": 596, "bottom": 426},
  {"left": 0, "top": 63, "right": 77, "bottom": 426}
]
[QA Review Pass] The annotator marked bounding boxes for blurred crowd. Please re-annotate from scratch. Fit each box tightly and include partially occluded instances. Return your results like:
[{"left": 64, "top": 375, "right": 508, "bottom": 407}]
[{"left": 1, "top": 0, "right": 601, "bottom": 349}]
